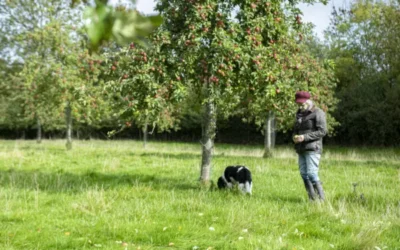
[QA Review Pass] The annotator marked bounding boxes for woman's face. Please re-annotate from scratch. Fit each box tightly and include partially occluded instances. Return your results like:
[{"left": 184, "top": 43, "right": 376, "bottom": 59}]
[{"left": 297, "top": 102, "right": 309, "bottom": 112}]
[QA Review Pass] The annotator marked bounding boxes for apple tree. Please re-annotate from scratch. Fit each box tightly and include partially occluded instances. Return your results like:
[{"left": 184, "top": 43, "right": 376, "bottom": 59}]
[
  {"left": 18, "top": 21, "right": 105, "bottom": 149},
  {"left": 156, "top": 0, "right": 337, "bottom": 183},
  {"left": 0, "top": 60, "right": 27, "bottom": 136},
  {"left": 242, "top": 34, "right": 338, "bottom": 157},
  {"left": 102, "top": 30, "right": 185, "bottom": 147}
]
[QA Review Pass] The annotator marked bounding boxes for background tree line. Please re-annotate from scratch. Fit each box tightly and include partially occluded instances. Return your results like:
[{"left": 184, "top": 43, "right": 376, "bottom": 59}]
[{"left": 324, "top": 0, "right": 400, "bottom": 146}]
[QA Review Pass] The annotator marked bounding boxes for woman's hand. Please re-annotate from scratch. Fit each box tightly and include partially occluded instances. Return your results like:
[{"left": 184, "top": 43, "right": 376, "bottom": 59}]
[{"left": 293, "top": 135, "right": 304, "bottom": 144}]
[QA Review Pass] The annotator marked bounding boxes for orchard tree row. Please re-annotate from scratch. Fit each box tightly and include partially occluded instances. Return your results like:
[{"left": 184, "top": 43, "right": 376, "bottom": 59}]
[{"left": 0, "top": 0, "right": 339, "bottom": 184}]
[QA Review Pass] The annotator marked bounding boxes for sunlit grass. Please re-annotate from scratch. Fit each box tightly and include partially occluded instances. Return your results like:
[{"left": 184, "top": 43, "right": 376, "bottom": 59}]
[{"left": 0, "top": 140, "right": 399, "bottom": 249}]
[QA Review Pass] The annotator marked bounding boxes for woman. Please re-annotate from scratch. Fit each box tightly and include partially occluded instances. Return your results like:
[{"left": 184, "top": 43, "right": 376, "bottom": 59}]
[{"left": 292, "top": 91, "right": 327, "bottom": 201}]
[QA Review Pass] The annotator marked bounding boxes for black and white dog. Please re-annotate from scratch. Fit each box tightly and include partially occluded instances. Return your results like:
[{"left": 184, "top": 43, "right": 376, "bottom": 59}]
[{"left": 217, "top": 166, "right": 252, "bottom": 195}]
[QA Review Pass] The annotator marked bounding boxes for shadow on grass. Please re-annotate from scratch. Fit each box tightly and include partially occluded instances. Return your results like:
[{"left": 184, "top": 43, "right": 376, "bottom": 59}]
[
  {"left": 14, "top": 144, "right": 68, "bottom": 153},
  {"left": 267, "top": 195, "right": 304, "bottom": 204},
  {"left": 139, "top": 152, "right": 200, "bottom": 160},
  {"left": 138, "top": 151, "right": 262, "bottom": 161},
  {"left": 325, "top": 159, "right": 400, "bottom": 169},
  {"left": 0, "top": 168, "right": 199, "bottom": 194}
]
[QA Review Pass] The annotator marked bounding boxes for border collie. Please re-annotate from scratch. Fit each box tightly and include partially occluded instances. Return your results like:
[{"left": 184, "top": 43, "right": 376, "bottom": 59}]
[{"left": 217, "top": 166, "right": 252, "bottom": 194}]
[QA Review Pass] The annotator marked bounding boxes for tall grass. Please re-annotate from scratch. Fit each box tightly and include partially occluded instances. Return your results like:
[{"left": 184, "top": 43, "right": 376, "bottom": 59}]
[{"left": 0, "top": 140, "right": 399, "bottom": 250}]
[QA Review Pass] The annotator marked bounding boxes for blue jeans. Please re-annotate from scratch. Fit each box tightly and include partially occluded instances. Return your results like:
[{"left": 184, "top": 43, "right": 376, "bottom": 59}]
[{"left": 298, "top": 152, "right": 321, "bottom": 182}]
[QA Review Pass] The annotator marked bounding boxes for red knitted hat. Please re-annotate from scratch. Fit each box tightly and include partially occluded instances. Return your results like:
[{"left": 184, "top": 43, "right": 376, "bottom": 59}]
[{"left": 295, "top": 91, "right": 311, "bottom": 103}]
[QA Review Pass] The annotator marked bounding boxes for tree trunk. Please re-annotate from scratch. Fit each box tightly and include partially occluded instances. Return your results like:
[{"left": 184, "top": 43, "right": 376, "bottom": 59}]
[
  {"left": 263, "top": 111, "right": 275, "bottom": 158},
  {"left": 36, "top": 117, "right": 42, "bottom": 144},
  {"left": 200, "top": 99, "right": 216, "bottom": 184},
  {"left": 65, "top": 101, "right": 72, "bottom": 150},
  {"left": 142, "top": 121, "right": 148, "bottom": 149}
]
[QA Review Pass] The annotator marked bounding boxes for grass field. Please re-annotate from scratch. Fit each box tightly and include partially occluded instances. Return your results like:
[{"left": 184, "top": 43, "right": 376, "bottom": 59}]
[{"left": 0, "top": 140, "right": 399, "bottom": 250}]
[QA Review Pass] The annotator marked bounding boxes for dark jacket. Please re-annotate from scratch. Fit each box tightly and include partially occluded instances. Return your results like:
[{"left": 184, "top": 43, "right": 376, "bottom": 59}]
[{"left": 293, "top": 107, "right": 327, "bottom": 154}]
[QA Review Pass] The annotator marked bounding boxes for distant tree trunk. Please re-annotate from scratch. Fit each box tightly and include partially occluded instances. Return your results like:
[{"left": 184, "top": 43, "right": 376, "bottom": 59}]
[
  {"left": 263, "top": 111, "right": 275, "bottom": 158},
  {"left": 65, "top": 101, "right": 72, "bottom": 150},
  {"left": 21, "top": 130, "right": 26, "bottom": 140},
  {"left": 36, "top": 116, "right": 42, "bottom": 144},
  {"left": 200, "top": 99, "right": 216, "bottom": 185},
  {"left": 142, "top": 121, "right": 148, "bottom": 149}
]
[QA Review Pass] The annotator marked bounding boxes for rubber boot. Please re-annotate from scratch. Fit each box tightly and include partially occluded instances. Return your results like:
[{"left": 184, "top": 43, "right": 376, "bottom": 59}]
[
  {"left": 313, "top": 181, "right": 325, "bottom": 201},
  {"left": 303, "top": 178, "right": 316, "bottom": 201}
]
